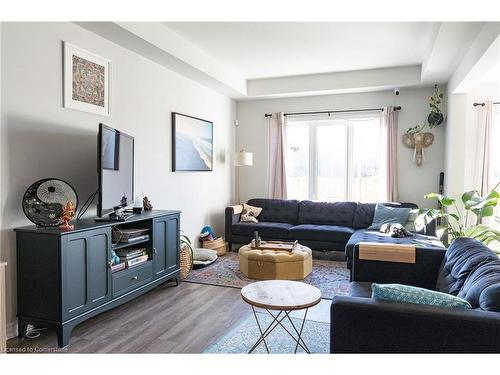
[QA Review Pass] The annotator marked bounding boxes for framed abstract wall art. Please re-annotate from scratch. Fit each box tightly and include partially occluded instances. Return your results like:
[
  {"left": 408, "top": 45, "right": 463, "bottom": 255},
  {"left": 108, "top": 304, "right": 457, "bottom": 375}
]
[
  {"left": 172, "top": 112, "right": 213, "bottom": 172},
  {"left": 63, "top": 42, "right": 110, "bottom": 116}
]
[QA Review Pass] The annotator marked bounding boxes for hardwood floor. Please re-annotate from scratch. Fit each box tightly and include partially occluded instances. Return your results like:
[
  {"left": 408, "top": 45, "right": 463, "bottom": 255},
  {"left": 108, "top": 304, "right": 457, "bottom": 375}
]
[{"left": 7, "top": 281, "right": 253, "bottom": 353}]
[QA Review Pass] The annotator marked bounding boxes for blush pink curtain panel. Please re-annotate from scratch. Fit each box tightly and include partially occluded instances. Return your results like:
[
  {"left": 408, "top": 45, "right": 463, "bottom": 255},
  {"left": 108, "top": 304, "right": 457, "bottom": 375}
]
[
  {"left": 382, "top": 106, "right": 399, "bottom": 202},
  {"left": 475, "top": 100, "right": 493, "bottom": 197},
  {"left": 268, "top": 112, "right": 288, "bottom": 199}
]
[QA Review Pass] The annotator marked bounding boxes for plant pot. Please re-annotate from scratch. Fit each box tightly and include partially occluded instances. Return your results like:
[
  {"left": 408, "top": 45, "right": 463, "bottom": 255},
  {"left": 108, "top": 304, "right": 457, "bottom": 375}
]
[{"left": 428, "top": 112, "right": 444, "bottom": 127}]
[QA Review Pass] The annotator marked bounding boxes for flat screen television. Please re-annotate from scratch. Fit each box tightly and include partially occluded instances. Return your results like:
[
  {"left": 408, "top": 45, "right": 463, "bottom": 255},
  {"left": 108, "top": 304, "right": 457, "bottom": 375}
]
[{"left": 97, "top": 123, "right": 134, "bottom": 218}]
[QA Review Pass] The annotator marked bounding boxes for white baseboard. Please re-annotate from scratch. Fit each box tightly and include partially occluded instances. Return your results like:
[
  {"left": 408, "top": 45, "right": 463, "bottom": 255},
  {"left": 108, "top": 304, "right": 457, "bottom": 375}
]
[{"left": 6, "top": 320, "right": 17, "bottom": 339}]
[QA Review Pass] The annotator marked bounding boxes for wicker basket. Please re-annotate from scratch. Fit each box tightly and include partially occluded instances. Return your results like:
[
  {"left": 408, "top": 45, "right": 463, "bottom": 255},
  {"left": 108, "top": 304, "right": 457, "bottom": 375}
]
[
  {"left": 202, "top": 237, "right": 228, "bottom": 256},
  {"left": 179, "top": 244, "right": 193, "bottom": 279}
]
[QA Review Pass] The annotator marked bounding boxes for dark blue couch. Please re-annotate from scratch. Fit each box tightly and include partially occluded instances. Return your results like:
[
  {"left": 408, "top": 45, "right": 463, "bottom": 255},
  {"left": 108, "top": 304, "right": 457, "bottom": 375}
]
[
  {"left": 225, "top": 198, "right": 443, "bottom": 270},
  {"left": 331, "top": 238, "right": 500, "bottom": 353}
]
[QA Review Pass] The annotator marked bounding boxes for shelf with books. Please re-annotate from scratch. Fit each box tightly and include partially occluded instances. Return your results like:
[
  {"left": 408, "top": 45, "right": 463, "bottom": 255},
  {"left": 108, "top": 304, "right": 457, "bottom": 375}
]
[
  {"left": 111, "top": 257, "right": 152, "bottom": 274},
  {"left": 110, "top": 262, "right": 126, "bottom": 273},
  {"left": 111, "top": 246, "right": 151, "bottom": 274},
  {"left": 111, "top": 237, "right": 150, "bottom": 251},
  {"left": 112, "top": 226, "right": 151, "bottom": 251}
]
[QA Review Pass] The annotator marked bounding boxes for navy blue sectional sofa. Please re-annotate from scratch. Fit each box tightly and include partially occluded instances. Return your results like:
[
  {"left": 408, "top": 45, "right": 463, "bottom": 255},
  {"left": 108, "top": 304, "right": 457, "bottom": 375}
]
[
  {"left": 331, "top": 238, "right": 500, "bottom": 353},
  {"left": 225, "top": 198, "right": 443, "bottom": 269}
]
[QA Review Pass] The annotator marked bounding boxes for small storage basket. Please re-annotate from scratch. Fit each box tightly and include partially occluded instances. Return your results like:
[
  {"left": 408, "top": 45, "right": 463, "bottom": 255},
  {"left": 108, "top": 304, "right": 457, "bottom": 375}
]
[{"left": 202, "top": 237, "right": 228, "bottom": 256}]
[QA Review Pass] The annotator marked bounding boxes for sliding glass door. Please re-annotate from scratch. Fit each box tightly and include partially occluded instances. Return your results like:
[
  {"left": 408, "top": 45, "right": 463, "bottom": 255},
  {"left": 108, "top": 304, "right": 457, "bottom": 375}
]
[
  {"left": 351, "top": 117, "right": 383, "bottom": 202},
  {"left": 316, "top": 121, "right": 347, "bottom": 201},
  {"left": 286, "top": 124, "right": 310, "bottom": 201}
]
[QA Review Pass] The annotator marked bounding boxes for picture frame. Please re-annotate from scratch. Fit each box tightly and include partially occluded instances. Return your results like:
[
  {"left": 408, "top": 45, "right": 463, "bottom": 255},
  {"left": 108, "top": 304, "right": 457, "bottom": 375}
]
[
  {"left": 63, "top": 42, "right": 111, "bottom": 116},
  {"left": 172, "top": 112, "right": 214, "bottom": 172}
]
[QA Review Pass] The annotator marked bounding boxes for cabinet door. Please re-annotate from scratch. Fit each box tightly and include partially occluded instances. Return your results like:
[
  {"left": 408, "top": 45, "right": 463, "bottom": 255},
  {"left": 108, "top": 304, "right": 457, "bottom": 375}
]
[
  {"left": 153, "top": 215, "right": 180, "bottom": 279},
  {"left": 165, "top": 215, "right": 180, "bottom": 273},
  {"left": 61, "top": 228, "right": 112, "bottom": 320}
]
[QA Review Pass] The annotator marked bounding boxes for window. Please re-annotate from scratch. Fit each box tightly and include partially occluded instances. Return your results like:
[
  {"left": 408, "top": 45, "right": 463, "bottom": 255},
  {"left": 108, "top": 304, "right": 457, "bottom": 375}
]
[{"left": 285, "top": 112, "right": 385, "bottom": 202}]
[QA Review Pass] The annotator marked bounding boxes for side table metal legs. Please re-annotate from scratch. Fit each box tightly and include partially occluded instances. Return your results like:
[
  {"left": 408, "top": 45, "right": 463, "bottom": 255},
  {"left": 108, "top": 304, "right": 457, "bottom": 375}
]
[{"left": 248, "top": 306, "right": 311, "bottom": 354}]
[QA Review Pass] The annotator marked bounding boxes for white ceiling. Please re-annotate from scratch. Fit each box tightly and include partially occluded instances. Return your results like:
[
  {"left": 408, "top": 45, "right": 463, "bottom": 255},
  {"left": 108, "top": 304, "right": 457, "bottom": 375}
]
[
  {"left": 80, "top": 22, "right": 486, "bottom": 99},
  {"left": 165, "top": 22, "right": 437, "bottom": 80},
  {"left": 455, "top": 32, "right": 500, "bottom": 97}
]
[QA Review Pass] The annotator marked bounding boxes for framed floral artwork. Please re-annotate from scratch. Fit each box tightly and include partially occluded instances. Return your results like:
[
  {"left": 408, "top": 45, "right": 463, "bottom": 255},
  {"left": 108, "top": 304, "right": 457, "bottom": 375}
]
[{"left": 63, "top": 42, "right": 110, "bottom": 116}]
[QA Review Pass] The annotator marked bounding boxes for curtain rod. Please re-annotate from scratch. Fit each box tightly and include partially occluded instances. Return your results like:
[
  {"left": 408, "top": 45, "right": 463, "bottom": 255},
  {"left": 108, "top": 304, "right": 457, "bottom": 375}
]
[
  {"left": 264, "top": 106, "right": 401, "bottom": 118},
  {"left": 473, "top": 102, "right": 500, "bottom": 107}
]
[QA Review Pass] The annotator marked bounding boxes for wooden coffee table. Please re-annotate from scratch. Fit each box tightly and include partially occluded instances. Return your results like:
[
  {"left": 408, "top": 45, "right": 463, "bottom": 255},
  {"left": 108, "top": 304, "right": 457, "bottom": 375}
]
[{"left": 241, "top": 280, "right": 321, "bottom": 354}]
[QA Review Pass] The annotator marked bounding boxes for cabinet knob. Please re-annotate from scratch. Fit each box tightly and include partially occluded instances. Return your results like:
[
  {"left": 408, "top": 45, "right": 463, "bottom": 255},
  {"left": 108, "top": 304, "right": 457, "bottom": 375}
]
[{"left": 132, "top": 276, "right": 138, "bottom": 280}]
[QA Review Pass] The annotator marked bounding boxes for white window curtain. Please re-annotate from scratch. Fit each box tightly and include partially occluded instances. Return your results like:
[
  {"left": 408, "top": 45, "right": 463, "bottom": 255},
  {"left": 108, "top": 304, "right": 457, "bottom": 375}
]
[
  {"left": 474, "top": 101, "right": 493, "bottom": 197},
  {"left": 491, "top": 103, "right": 500, "bottom": 229},
  {"left": 381, "top": 106, "right": 399, "bottom": 202},
  {"left": 268, "top": 112, "right": 288, "bottom": 199}
]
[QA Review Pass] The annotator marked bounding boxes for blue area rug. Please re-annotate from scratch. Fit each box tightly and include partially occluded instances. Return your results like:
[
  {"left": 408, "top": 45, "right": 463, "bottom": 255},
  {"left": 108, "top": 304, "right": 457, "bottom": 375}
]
[{"left": 204, "top": 312, "right": 329, "bottom": 354}]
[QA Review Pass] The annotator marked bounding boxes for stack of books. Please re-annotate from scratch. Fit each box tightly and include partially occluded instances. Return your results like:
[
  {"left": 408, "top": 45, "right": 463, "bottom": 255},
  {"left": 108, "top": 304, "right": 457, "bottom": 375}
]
[
  {"left": 110, "top": 262, "right": 126, "bottom": 273},
  {"left": 115, "top": 248, "right": 149, "bottom": 268},
  {"left": 112, "top": 228, "right": 149, "bottom": 245}
]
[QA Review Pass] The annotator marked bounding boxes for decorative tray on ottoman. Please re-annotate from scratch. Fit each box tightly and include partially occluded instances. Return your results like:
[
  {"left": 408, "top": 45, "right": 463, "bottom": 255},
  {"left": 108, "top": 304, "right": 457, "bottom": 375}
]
[{"left": 250, "top": 240, "right": 298, "bottom": 252}]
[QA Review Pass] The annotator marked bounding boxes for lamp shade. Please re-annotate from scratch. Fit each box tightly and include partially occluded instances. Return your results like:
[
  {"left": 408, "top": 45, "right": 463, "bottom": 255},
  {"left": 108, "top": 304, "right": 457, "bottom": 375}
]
[{"left": 235, "top": 150, "right": 253, "bottom": 166}]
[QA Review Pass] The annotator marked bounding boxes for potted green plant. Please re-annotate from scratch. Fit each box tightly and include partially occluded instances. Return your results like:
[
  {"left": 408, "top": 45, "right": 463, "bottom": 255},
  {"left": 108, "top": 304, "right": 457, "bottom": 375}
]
[
  {"left": 417, "top": 184, "right": 500, "bottom": 247},
  {"left": 428, "top": 84, "right": 444, "bottom": 127}
]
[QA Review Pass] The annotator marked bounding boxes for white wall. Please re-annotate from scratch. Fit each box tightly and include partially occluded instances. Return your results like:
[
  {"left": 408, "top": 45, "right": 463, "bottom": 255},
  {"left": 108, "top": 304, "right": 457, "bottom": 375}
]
[
  {"left": 444, "top": 23, "right": 500, "bottom": 201},
  {"left": 0, "top": 24, "right": 2, "bottom": 270},
  {"left": 0, "top": 22, "right": 236, "bottom": 337},
  {"left": 236, "top": 87, "right": 446, "bottom": 208},
  {"left": 443, "top": 91, "right": 478, "bottom": 200},
  {"left": 449, "top": 23, "right": 500, "bottom": 94}
]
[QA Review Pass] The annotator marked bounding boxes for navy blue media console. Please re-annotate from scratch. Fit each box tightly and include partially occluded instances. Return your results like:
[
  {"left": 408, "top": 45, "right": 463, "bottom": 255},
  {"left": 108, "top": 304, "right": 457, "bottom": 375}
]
[{"left": 14, "top": 210, "right": 180, "bottom": 347}]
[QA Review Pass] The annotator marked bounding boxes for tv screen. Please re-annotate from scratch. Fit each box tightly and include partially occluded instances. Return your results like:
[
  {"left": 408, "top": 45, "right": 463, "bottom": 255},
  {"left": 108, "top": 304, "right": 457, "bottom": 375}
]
[{"left": 98, "top": 124, "right": 134, "bottom": 217}]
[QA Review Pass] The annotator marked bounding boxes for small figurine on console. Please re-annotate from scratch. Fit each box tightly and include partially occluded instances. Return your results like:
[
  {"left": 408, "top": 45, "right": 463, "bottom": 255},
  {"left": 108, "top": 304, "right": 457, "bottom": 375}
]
[
  {"left": 120, "top": 195, "right": 128, "bottom": 208},
  {"left": 59, "top": 201, "right": 76, "bottom": 231},
  {"left": 143, "top": 195, "right": 153, "bottom": 211}
]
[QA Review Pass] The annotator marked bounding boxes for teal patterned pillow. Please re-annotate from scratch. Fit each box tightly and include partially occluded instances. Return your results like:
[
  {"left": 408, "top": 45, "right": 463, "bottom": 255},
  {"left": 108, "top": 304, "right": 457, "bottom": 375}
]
[{"left": 371, "top": 283, "right": 472, "bottom": 309}]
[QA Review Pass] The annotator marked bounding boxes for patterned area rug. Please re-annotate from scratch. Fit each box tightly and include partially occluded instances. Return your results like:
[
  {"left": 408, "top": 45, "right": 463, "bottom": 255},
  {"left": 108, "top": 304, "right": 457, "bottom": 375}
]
[
  {"left": 204, "top": 311, "right": 329, "bottom": 354},
  {"left": 184, "top": 252, "right": 351, "bottom": 299}
]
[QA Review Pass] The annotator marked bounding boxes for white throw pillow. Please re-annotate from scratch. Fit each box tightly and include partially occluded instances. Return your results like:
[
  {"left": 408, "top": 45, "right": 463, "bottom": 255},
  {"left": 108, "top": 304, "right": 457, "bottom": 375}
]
[{"left": 240, "top": 203, "right": 263, "bottom": 223}]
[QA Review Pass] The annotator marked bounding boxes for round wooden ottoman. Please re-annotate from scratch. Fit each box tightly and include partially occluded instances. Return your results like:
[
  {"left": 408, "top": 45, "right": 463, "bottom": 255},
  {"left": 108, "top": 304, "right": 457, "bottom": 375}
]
[{"left": 238, "top": 244, "right": 312, "bottom": 280}]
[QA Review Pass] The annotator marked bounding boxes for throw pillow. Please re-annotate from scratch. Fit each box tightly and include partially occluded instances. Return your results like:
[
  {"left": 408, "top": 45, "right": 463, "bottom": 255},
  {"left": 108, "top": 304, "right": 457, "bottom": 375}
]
[
  {"left": 368, "top": 203, "right": 411, "bottom": 230},
  {"left": 404, "top": 209, "right": 425, "bottom": 233},
  {"left": 371, "top": 283, "right": 472, "bottom": 309},
  {"left": 240, "top": 203, "right": 263, "bottom": 223}
]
